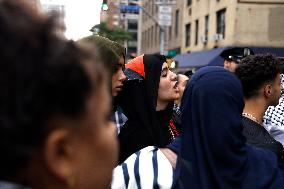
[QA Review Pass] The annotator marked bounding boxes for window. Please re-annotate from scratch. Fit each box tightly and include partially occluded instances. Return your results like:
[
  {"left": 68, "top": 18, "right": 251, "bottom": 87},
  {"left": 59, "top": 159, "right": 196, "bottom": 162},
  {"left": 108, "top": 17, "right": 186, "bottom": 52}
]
[
  {"left": 204, "top": 15, "right": 209, "bottom": 44},
  {"left": 187, "top": 0, "right": 192, "bottom": 6},
  {"left": 154, "top": 25, "right": 157, "bottom": 45},
  {"left": 175, "top": 10, "right": 179, "bottom": 37},
  {"left": 185, "top": 23, "right": 191, "bottom": 47},
  {"left": 157, "top": 25, "right": 160, "bottom": 43},
  {"left": 217, "top": 9, "right": 226, "bottom": 39},
  {"left": 147, "top": 28, "right": 150, "bottom": 48},
  {"left": 151, "top": 26, "right": 154, "bottom": 47},
  {"left": 169, "top": 26, "right": 172, "bottom": 41},
  {"left": 195, "top": 19, "right": 199, "bottom": 45},
  {"left": 128, "top": 22, "right": 137, "bottom": 30},
  {"left": 131, "top": 32, "right": 137, "bottom": 40},
  {"left": 155, "top": 4, "right": 158, "bottom": 15},
  {"left": 142, "top": 32, "right": 145, "bottom": 51}
]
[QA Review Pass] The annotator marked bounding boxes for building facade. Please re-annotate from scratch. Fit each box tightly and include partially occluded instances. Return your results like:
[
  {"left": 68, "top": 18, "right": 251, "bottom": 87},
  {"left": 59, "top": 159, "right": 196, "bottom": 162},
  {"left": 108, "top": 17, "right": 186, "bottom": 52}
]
[
  {"left": 138, "top": 0, "right": 284, "bottom": 56},
  {"left": 100, "top": 0, "right": 121, "bottom": 28},
  {"left": 139, "top": 0, "right": 183, "bottom": 56},
  {"left": 101, "top": 0, "right": 139, "bottom": 57},
  {"left": 40, "top": 0, "right": 66, "bottom": 35},
  {"left": 182, "top": 0, "right": 284, "bottom": 53}
]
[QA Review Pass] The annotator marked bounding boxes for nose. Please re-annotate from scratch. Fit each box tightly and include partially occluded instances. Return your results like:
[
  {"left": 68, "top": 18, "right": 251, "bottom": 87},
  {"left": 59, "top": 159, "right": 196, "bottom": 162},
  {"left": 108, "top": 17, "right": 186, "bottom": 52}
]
[
  {"left": 119, "top": 69, "right": 127, "bottom": 82},
  {"left": 170, "top": 71, "right": 177, "bottom": 81}
]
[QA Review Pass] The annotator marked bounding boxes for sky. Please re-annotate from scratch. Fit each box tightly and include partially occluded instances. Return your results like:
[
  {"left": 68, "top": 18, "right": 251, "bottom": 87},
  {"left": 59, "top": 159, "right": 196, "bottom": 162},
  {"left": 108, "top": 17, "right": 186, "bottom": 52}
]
[{"left": 40, "top": 0, "right": 102, "bottom": 40}]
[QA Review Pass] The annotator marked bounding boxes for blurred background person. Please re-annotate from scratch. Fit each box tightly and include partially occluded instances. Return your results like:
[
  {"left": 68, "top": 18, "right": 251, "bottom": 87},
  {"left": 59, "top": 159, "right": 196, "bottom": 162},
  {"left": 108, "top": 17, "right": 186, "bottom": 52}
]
[
  {"left": 220, "top": 47, "right": 254, "bottom": 72},
  {"left": 173, "top": 74, "right": 189, "bottom": 126},
  {"left": 79, "top": 35, "right": 127, "bottom": 133},
  {"left": 174, "top": 66, "right": 284, "bottom": 189},
  {"left": 235, "top": 54, "right": 284, "bottom": 166},
  {"left": 0, "top": 0, "right": 117, "bottom": 189},
  {"left": 263, "top": 64, "right": 284, "bottom": 146}
]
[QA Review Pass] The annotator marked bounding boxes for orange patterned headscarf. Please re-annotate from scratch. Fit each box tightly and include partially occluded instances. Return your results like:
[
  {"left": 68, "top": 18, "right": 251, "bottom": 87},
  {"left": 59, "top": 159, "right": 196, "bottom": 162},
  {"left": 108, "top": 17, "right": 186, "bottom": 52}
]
[{"left": 126, "top": 54, "right": 145, "bottom": 78}]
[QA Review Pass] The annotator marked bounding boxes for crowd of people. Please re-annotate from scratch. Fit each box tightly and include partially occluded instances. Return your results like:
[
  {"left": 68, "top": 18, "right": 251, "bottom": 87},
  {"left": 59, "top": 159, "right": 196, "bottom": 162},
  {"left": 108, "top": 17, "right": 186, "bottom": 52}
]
[{"left": 1, "top": 1, "right": 284, "bottom": 189}]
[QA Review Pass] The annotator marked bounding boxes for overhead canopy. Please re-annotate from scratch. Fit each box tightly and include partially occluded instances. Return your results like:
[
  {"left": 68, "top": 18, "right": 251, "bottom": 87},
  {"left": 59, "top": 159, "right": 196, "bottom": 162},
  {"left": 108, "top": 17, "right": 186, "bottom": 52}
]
[
  {"left": 174, "top": 47, "right": 284, "bottom": 69},
  {"left": 251, "top": 47, "right": 284, "bottom": 58},
  {"left": 174, "top": 48, "right": 226, "bottom": 68}
]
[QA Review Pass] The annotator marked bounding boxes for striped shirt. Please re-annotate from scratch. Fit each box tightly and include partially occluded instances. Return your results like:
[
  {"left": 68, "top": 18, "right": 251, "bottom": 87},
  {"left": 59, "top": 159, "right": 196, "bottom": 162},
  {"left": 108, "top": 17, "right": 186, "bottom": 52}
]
[
  {"left": 111, "top": 110, "right": 128, "bottom": 134},
  {"left": 111, "top": 146, "right": 174, "bottom": 189}
]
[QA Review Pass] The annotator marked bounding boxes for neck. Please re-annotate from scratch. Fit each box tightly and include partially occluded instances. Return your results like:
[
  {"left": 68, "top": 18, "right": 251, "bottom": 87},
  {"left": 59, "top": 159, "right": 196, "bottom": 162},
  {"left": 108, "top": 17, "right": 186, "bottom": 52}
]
[
  {"left": 156, "top": 100, "right": 169, "bottom": 111},
  {"left": 174, "top": 99, "right": 181, "bottom": 107},
  {"left": 243, "top": 97, "right": 269, "bottom": 124}
]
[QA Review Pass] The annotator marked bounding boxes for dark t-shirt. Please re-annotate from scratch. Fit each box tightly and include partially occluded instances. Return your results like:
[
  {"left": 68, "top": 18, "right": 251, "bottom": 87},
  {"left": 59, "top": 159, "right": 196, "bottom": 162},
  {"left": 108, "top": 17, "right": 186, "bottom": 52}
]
[{"left": 242, "top": 116, "right": 284, "bottom": 167}]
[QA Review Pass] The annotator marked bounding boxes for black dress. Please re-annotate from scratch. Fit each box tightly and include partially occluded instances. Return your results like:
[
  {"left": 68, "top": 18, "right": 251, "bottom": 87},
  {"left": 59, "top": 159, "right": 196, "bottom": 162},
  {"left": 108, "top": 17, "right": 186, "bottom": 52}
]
[{"left": 242, "top": 116, "right": 284, "bottom": 167}]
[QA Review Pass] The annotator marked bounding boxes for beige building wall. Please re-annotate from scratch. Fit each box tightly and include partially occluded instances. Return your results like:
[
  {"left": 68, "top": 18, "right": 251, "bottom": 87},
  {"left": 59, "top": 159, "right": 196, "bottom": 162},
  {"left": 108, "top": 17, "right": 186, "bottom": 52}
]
[
  {"left": 139, "top": 0, "right": 183, "bottom": 55},
  {"left": 181, "top": 0, "right": 284, "bottom": 53},
  {"left": 234, "top": 3, "right": 284, "bottom": 47},
  {"left": 138, "top": 0, "right": 284, "bottom": 55},
  {"left": 182, "top": 0, "right": 238, "bottom": 53}
]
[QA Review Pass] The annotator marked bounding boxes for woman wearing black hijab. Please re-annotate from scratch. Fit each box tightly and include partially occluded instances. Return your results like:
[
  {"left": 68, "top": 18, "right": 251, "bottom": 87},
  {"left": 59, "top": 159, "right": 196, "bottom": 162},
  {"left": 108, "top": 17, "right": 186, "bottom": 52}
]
[
  {"left": 117, "top": 54, "right": 180, "bottom": 163},
  {"left": 174, "top": 66, "right": 284, "bottom": 189}
]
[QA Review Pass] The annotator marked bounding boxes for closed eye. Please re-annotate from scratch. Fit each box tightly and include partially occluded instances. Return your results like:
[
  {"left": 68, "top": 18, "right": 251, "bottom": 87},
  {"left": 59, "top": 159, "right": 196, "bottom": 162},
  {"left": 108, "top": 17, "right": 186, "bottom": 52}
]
[{"left": 161, "top": 68, "right": 169, "bottom": 77}]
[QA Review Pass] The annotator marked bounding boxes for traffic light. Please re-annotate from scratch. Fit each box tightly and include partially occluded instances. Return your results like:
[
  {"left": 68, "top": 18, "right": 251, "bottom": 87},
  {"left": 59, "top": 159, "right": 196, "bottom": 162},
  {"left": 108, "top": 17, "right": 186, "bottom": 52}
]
[{"left": 101, "top": 0, "right": 108, "bottom": 11}]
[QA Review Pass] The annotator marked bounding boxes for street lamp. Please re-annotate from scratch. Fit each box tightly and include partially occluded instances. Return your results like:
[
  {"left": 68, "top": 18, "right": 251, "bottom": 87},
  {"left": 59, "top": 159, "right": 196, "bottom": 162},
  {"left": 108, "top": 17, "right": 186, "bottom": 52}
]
[{"left": 101, "top": 0, "right": 109, "bottom": 11}]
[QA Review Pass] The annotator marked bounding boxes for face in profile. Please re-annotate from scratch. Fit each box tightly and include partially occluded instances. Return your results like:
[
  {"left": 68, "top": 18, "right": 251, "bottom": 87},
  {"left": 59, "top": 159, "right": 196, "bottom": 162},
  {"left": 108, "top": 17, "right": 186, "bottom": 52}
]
[
  {"left": 224, "top": 60, "right": 238, "bottom": 72},
  {"left": 270, "top": 73, "right": 282, "bottom": 106},
  {"left": 158, "top": 62, "right": 180, "bottom": 102},
  {"left": 112, "top": 56, "right": 127, "bottom": 97},
  {"left": 177, "top": 74, "right": 189, "bottom": 100},
  {"left": 71, "top": 66, "right": 118, "bottom": 189}
]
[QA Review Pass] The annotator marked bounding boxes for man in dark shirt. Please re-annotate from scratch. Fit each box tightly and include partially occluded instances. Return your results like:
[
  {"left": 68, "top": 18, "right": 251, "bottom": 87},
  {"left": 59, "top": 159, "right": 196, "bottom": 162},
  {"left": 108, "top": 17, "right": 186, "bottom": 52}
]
[{"left": 235, "top": 54, "right": 284, "bottom": 166}]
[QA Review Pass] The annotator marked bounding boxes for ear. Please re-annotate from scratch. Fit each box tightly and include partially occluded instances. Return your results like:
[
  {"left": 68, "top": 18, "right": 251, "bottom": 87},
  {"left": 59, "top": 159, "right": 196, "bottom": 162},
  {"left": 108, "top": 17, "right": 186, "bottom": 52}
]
[
  {"left": 264, "top": 84, "right": 272, "bottom": 98},
  {"left": 43, "top": 119, "right": 76, "bottom": 185}
]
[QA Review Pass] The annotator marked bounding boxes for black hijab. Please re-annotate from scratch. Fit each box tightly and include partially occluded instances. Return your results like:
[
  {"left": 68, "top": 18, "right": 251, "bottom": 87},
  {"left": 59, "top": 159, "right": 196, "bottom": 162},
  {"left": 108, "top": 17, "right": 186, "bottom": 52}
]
[
  {"left": 117, "top": 54, "right": 174, "bottom": 163},
  {"left": 174, "top": 66, "right": 284, "bottom": 189}
]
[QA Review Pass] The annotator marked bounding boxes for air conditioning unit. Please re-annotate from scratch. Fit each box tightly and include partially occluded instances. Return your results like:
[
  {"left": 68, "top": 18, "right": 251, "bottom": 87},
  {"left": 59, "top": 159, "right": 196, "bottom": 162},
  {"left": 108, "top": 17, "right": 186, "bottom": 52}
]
[
  {"left": 200, "top": 36, "right": 208, "bottom": 44},
  {"left": 213, "top": 33, "right": 223, "bottom": 41}
]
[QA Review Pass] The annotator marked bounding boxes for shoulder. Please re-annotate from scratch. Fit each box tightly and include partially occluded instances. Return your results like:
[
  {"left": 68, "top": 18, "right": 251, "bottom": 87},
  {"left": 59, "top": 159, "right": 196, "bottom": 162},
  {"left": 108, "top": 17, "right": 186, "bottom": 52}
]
[
  {"left": 0, "top": 181, "right": 31, "bottom": 189},
  {"left": 111, "top": 146, "right": 173, "bottom": 189}
]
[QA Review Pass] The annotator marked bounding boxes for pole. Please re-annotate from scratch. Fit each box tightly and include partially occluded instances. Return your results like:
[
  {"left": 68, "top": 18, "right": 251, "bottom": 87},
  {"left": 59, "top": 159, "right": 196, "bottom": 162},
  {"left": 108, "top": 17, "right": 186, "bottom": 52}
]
[
  {"left": 160, "top": 26, "right": 165, "bottom": 55},
  {"left": 124, "top": 0, "right": 129, "bottom": 54}
]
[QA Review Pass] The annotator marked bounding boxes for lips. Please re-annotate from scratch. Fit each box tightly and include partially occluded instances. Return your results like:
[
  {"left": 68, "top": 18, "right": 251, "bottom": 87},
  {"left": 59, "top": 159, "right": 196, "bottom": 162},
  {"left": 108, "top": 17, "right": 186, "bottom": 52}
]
[{"left": 116, "top": 84, "right": 123, "bottom": 90}]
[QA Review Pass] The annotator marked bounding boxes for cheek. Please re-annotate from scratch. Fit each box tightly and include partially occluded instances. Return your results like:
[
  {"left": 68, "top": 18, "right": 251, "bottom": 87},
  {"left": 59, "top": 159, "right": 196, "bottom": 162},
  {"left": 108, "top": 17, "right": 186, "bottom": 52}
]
[
  {"left": 112, "top": 74, "right": 118, "bottom": 85},
  {"left": 78, "top": 124, "right": 118, "bottom": 189},
  {"left": 160, "top": 79, "right": 171, "bottom": 89}
]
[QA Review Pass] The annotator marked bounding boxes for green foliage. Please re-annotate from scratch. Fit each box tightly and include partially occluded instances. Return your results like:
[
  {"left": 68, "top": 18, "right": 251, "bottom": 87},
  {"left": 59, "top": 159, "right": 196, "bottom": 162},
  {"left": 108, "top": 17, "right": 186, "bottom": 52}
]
[{"left": 90, "top": 22, "right": 133, "bottom": 44}]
